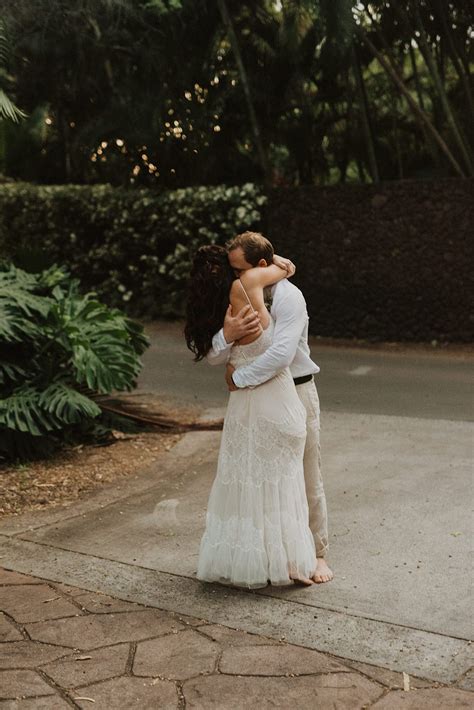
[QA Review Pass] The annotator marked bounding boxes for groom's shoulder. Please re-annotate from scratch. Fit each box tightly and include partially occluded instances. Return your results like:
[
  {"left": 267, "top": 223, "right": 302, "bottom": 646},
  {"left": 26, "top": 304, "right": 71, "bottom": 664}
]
[{"left": 274, "top": 279, "right": 306, "bottom": 304}]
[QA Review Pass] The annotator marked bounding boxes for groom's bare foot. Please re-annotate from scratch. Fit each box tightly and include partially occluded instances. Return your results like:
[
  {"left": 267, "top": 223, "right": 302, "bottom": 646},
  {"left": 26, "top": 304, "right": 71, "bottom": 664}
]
[{"left": 312, "top": 558, "right": 334, "bottom": 584}]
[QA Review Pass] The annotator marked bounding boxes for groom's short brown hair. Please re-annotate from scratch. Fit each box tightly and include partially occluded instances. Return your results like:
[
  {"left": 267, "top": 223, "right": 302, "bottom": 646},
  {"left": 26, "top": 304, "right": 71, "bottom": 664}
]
[{"left": 226, "top": 231, "right": 274, "bottom": 266}]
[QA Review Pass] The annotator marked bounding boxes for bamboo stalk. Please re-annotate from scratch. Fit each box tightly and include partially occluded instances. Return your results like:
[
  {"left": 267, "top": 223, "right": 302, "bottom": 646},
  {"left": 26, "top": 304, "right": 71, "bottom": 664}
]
[
  {"left": 216, "top": 0, "right": 270, "bottom": 185},
  {"left": 358, "top": 29, "right": 466, "bottom": 177}
]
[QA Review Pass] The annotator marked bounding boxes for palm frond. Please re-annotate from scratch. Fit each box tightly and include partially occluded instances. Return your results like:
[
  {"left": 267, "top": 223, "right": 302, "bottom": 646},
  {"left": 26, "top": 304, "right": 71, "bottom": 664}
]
[
  {"left": 0, "top": 19, "right": 9, "bottom": 65},
  {"left": 95, "top": 394, "right": 223, "bottom": 432},
  {"left": 0, "top": 20, "right": 27, "bottom": 123},
  {"left": 0, "top": 89, "right": 27, "bottom": 123}
]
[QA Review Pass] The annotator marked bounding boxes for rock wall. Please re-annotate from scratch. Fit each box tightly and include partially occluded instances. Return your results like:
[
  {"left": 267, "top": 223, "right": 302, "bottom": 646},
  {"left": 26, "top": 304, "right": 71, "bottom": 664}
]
[{"left": 264, "top": 178, "right": 473, "bottom": 342}]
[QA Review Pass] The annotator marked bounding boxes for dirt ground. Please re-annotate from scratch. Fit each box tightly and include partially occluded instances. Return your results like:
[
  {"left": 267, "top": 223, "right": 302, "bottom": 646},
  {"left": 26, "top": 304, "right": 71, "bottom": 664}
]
[{"left": 0, "top": 430, "right": 183, "bottom": 518}]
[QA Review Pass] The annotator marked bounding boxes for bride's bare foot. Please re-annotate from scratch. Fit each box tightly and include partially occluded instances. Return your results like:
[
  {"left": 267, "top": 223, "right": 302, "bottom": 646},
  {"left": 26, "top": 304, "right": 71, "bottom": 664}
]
[
  {"left": 288, "top": 564, "right": 314, "bottom": 586},
  {"left": 312, "top": 558, "right": 334, "bottom": 584},
  {"left": 290, "top": 573, "right": 314, "bottom": 586}
]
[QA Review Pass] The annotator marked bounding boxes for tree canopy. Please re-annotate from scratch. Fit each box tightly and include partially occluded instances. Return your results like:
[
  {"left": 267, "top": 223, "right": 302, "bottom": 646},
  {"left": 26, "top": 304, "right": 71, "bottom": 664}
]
[{"left": 1, "top": 0, "right": 472, "bottom": 187}]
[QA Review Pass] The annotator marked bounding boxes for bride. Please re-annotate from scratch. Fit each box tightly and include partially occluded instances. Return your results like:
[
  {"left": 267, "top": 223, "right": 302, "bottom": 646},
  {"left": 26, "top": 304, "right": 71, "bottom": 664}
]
[{"left": 185, "top": 244, "right": 317, "bottom": 588}]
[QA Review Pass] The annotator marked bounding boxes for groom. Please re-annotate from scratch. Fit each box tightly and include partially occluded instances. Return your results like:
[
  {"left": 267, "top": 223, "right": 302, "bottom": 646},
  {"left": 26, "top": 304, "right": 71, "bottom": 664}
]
[{"left": 206, "top": 231, "right": 333, "bottom": 584}]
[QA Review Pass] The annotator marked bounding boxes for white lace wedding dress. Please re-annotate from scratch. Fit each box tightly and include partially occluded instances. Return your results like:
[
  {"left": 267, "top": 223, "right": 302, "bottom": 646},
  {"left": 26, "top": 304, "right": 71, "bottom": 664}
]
[{"left": 197, "top": 318, "right": 317, "bottom": 588}]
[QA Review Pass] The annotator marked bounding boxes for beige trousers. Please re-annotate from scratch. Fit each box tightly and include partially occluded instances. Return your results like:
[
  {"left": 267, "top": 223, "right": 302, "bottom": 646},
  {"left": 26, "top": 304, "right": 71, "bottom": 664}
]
[{"left": 295, "top": 379, "right": 329, "bottom": 558}]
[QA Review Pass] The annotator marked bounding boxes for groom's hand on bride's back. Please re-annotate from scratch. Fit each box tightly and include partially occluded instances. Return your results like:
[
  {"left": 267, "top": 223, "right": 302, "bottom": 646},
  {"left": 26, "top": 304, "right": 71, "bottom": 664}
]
[{"left": 223, "top": 304, "right": 260, "bottom": 344}]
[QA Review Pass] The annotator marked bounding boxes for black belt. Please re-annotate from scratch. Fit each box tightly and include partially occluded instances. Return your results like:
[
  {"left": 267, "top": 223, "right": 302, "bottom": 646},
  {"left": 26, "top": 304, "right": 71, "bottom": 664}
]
[{"left": 293, "top": 374, "right": 313, "bottom": 386}]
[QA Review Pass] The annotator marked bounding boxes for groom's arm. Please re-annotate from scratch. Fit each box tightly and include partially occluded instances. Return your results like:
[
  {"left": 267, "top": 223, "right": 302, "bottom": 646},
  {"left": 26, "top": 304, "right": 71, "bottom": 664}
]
[
  {"left": 206, "top": 304, "right": 261, "bottom": 366},
  {"left": 231, "top": 291, "right": 307, "bottom": 388}
]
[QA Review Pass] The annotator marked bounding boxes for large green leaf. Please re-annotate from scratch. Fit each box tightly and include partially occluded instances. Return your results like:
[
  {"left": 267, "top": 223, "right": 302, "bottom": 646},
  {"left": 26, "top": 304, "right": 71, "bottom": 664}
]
[
  {"left": 0, "top": 386, "right": 59, "bottom": 435},
  {"left": 39, "top": 381, "right": 101, "bottom": 423},
  {"left": 0, "top": 360, "right": 27, "bottom": 386},
  {"left": 0, "top": 265, "right": 52, "bottom": 318},
  {"left": 72, "top": 334, "right": 140, "bottom": 393},
  {"left": 0, "top": 303, "right": 42, "bottom": 342}
]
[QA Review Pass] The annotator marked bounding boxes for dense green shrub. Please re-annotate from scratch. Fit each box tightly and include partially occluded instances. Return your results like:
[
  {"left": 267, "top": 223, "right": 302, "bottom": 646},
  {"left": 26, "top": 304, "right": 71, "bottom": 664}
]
[
  {"left": 0, "top": 183, "right": 267, "bottom": 317},
  {"left": 0, "top": 263, "right": 149, "bottom": 461}
]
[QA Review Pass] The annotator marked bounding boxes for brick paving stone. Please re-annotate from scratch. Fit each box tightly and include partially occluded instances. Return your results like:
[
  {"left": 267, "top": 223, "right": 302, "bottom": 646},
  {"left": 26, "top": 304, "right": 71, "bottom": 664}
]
[
  {"left": 0, "top": 696, "right": 71, "bottom": 709},
  {"left": 344, "top": 659, "right": 435, "bottom": 689},
  {"left": 2, "top": 569, "right": 471, "bottom": 710},
  {"left": 0, "top": 614, "right": 22, "bottom": 642},
  {"left": 134, "top": 628, "right": 219, "bottom": 680},
  {"left": 0, "top": 570, "right": 42, "bottom": 586},
  {"left": 0, "top": 641, "right": 71, "bottom": 669},
  {"left": 73, "top": 591, "right": 143, "bottom": 614},
  {"left": 0, "top": 669, "right": 55, "bottom": 699},
  {"left": 183, "top": 672, "right": 383, "bottom": 709},
  {"left": 197, "top": 624, "right": 280, "bottom": 646},
  {"left": 41, "top": 642, "right": 130, "bottom": 688},
  {"left": 219, "top": 643, "right": 348, "bottom": 676},
  {"left": 26, "top": 609, "right": 185, "bottom": 650},
  {"left": 372, "top": 687, "right": 474, "bottom": 708},
  {"left": 0, "top": 585, "right": 81, "bottom": 623},
  {"left": 73, "top": 676, "right": 178, "bottom": 709}
]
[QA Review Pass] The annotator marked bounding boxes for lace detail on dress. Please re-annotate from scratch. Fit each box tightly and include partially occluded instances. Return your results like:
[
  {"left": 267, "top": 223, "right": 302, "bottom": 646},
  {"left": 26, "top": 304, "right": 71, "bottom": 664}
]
[
  {"left": 217, "top": 416, "right": 306, "bottom": 486},
  {"left": 230, "top": 319, "right": 274, "bottom": 368}
]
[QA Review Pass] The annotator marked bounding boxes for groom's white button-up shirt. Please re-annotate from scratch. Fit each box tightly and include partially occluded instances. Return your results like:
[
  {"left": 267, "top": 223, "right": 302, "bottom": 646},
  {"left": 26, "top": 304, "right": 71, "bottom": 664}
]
[{"left": 206, "top": 279, "right": 320, "bottom": 388}]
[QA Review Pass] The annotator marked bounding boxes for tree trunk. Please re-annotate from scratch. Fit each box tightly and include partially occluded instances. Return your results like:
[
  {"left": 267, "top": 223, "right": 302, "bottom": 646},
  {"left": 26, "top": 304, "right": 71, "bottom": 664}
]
[
  {"left": 216, "top": 0, "right": 270, "bottom": 185},
  {"left": 358, "top": 29, "right": 466, "bottom": 177},
  {"left": 87, "top": 16, "right": 115, "bottom": 93},
  {"left": 435, "top": 0, "right": 474, "bottom": 122},
  {"left": 408, "top": 44, "right": 425, "bottom": 111},
  {"left": 409, "top": 43, "right": 442, "bottom": 169},
  {"left": 351, "top": 41, "right": 379, "bottom": 183},
  {"left": 392, "top": 93, "right": 403, "bottom": 179}
]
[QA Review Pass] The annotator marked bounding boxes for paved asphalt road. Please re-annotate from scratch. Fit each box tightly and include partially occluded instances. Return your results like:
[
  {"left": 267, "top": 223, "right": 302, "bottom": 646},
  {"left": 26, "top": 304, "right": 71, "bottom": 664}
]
[{"left": 137, "top": 321, "right": 473, "bottom": 422}]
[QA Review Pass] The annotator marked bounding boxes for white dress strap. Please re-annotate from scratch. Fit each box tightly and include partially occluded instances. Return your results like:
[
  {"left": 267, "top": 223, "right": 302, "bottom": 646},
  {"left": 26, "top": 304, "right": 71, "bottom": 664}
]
[{"left": 238, "top": 278, "right": 255, "bottom": 309}]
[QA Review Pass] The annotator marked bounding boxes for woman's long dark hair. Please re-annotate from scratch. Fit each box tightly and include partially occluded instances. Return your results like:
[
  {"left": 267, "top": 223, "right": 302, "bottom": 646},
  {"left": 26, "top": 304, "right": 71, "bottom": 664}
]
[{"left": 184, "top": 245, "right": 235, "bottom": 361}]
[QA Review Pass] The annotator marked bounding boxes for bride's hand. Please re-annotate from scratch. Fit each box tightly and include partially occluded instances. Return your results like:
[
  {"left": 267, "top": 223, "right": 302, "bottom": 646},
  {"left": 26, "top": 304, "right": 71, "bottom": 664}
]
[{"left": 273, "top": 254, "right": 295, "bottom": 277}]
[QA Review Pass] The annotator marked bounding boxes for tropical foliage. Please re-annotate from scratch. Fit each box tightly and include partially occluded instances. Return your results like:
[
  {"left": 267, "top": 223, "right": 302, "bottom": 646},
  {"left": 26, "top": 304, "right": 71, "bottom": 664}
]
[
  {"left": 0, "top": 0, "right": 472, "bottom": 186},
  {"left": 0, "top": 19, "right": 25, "bottom": 123},
  {"left": 0, "top": 263, "right": 149, "bottom": 460}
]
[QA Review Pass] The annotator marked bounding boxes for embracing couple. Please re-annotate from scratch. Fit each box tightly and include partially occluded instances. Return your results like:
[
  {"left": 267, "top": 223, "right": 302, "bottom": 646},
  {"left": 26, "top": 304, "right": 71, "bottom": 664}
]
[{"left": 185, "top": 231, "right": 333, "bottom": 588}]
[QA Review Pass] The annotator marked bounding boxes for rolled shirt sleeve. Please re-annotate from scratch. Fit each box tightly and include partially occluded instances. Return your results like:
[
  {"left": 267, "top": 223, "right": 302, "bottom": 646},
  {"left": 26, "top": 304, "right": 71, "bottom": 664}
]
[
  {"left": 206, "top": 327, "right": 233, "bottom": 366},
  {"left": 232, "top": 290, "right": 307, "bottom": 388}
]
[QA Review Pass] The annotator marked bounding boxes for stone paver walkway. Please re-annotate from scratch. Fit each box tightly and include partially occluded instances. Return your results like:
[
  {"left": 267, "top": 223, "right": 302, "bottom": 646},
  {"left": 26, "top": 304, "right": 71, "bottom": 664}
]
[{"left": 1, "top": 568, "right": 472, "bottom": 709}]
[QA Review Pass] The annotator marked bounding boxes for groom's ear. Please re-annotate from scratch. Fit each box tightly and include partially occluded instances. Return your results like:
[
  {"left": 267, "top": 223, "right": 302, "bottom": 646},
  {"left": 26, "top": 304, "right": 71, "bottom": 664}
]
[{"left": 257, "top": 258, "right": 268, "bottom": 267}]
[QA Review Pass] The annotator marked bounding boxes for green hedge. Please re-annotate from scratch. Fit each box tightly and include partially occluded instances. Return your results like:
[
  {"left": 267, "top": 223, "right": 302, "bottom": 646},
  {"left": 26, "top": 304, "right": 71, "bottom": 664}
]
[{"left": 0, "top": 183, "right": 267, "bottom": 317}]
